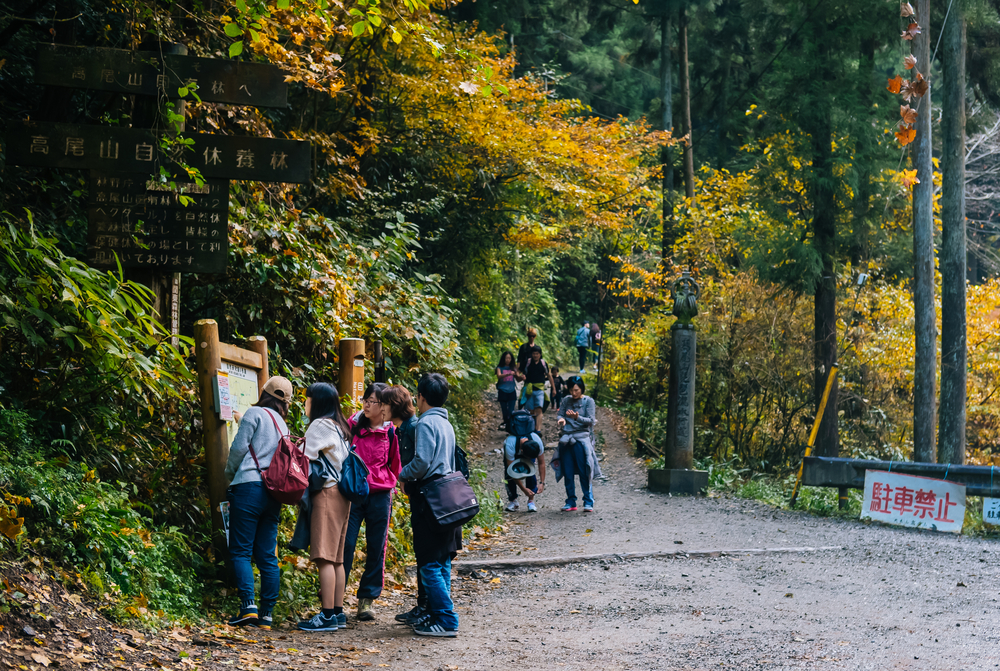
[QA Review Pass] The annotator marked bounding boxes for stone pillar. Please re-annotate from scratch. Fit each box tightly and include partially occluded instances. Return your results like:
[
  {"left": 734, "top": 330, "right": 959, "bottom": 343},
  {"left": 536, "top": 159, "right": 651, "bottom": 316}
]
[{"left": 649, "top": 272, "right": 708, "bottom": 495}]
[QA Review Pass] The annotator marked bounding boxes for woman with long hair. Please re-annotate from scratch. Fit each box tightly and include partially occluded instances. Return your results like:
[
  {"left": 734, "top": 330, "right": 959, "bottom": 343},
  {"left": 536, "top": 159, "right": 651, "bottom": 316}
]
[
  {"left": 495, "top": 351, "right": 519, "bottom": 431},
  {"left": 297, "top": 382, "right": 353, "bottom": 632},
  {"left": 224, "top": 376, "right": 295, "bottom": 630},
  {"left": 344, "top": 382, "right": 400, "bottom": 621}
]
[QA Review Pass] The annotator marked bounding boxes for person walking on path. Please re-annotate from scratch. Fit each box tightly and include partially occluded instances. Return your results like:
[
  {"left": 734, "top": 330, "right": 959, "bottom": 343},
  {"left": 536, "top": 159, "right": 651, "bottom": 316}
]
[
  {"left": 398, "top": 373, "right": 461, "bottom": 637},
  {"left": 503, "top": 431, "right": 546, "bottom": 512},
  {"left": 224, "top": 376, "right": 295, "bottom": 629},
  {"left": 345, "top": 382, "right": 401, "bottom": 622},
  {"left": 589, "top": 323, "right": 602, "bottom": 371},
  {"left": 575, "top": 322, "right": 591, "bottom": 373},
  {"left": 556, "top": 375, "right": 600, "bottom": 512},
  {"left": 297, "top": 383, "right": 353, "bottom": 632},
  {"left": 516, "top": 327, "right": 538, "bottom": 374},
  {"left": 495, "top": 351, "right": 520, "bottom": 431},
  {"left": 522, "top": 346, "right": 556, "bottom": 436}
]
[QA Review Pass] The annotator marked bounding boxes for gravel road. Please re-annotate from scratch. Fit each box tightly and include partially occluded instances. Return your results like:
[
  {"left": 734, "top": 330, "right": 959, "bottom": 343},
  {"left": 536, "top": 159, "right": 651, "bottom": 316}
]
[{"left": 358, "top": 399, "right": 1000, "bottom": 670}]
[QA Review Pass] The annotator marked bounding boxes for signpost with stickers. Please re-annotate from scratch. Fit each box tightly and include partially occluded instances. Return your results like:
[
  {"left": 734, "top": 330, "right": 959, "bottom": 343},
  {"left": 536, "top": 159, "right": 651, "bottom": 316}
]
[{"left": 194, "top": 319, "right": 270, "bottom": 558}]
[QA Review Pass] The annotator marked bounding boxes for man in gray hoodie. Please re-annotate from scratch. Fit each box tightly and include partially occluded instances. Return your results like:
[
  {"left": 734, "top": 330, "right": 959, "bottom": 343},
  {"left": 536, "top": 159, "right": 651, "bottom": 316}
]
[{"left": 398, "top": 373, "right": 461, "bottom": 637}]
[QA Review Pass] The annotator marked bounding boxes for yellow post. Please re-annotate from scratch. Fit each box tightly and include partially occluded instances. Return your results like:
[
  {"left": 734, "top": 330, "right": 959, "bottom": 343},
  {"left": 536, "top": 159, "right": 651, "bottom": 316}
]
[
  {"left": 338, "top": 338, "right": 366, "bottom": 404},
  {"left": 789, "top": 364, "right": 839, "bottom": 506}
]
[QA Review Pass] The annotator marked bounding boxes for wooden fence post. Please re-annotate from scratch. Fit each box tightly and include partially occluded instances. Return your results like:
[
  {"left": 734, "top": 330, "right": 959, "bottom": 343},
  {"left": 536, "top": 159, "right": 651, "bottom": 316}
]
[
  {"left": 247, "top": 335, "right": 269, "bottom": 391},
  {"left": 194, "top": 319, "right": 230, "bottom": 559},
  {"left": 338, "top": 337, "right": 366, "bottom": 404}
]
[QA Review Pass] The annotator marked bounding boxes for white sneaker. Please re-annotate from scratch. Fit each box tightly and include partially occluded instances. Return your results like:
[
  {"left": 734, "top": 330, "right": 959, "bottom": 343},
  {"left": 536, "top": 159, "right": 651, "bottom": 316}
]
[
  {"left": 504, "top": 501, "right": 519, "bottom": 512},
  {"left": 527, "top": 501, "right": 537, "bottom": 512},
  {"left": 579, "top": 369, "right": 585, "bottom": 374}
]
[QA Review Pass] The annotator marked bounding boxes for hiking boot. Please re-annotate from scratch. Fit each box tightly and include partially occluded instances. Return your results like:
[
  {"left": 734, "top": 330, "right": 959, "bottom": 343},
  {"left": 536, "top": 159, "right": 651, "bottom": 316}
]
[
  {"left": 527, "top": 500, "right": 537, "bottom": 512},
  {"left": 413, "top": 620, "right": 458, "bottom": 637},
  {"left": 228, "top": 608, "right": 258, "bottom": 627},
  {"left": 504, "top": 501, "right": 519, "bottom": 512},
  {"left": 561, "top": 504, "right": 577, "bottom": 512},
  {"left": 356, "top": 598, "right": 375, "bottom": 621},
  {"left": 297, "top": 612, "right": 339, "bottom": 632}
]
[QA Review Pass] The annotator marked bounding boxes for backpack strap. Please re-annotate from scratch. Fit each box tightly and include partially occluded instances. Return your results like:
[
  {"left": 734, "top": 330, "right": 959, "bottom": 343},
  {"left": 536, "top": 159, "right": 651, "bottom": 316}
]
[{"left": 246, "top": 408, "right": 288, "bottom": 474}]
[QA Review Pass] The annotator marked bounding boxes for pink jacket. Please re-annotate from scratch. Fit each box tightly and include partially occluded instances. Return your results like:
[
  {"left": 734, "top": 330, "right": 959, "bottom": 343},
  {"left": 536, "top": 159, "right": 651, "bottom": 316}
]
[{"left": 348, "top": 413, "right": 401, "bottom": 492}]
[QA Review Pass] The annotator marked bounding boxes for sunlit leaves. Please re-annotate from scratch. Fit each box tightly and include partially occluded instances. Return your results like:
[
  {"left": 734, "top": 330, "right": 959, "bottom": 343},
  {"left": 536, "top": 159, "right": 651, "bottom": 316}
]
[
  {"left": 900, "top": 2, "right": 915, "bottom": 17},
  {"left": 901, "top": 22, "right": 921, "bottom": 40},
  {"left": 895, "top": 126, "right": 916, "bottom": 146},
  {"left": 904, "top": 54, "right": 917, "bottom": 70},
  {"left": 899, "top": 169, "right": 920, "bottom": 188},
  {"left": 887, "top": 76, "right": 903, "bottom": 94}
]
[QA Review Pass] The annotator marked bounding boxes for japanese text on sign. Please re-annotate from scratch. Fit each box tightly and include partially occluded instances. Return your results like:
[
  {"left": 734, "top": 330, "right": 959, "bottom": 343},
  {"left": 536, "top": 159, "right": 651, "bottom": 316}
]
[
  {"left": 983, "top": 497, "right": 1000, "bottom": 526},
  {"left": 861, "top": 470, "right": 966, "bottom": 533}
]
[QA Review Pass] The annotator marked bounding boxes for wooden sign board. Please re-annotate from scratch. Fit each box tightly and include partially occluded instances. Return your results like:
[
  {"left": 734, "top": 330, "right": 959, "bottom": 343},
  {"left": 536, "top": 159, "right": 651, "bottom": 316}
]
[
  {"left": 37, "top": 44, "right": 289, "bottom": 108},
  {"left": 86, "top": 173, "right": 228, "bottom": 274},
  {"left": 194, "top": 320, "right": 269, "bottom": 559},
  {"left": 6, "top": 121, "right": 312, "bottom": 183}
]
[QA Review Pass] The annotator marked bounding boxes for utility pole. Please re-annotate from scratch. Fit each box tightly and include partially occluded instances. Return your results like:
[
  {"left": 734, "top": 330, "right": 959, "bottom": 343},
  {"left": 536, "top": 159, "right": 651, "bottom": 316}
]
[
  {"left": 911, "top": 0, "right": 936, "bottom": 463},
  {"left": 939, "top": 7, "right": 967, "bottom": 465}
]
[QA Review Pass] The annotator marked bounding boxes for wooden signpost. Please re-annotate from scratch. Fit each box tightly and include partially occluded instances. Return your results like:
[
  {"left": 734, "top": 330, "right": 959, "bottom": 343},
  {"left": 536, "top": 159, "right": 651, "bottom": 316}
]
[
  {"left": 194, "top": 319, "right": 269, "bottom": 558},
  {"left": 338, "top": 338, "right": 366, "bottom": 404}
]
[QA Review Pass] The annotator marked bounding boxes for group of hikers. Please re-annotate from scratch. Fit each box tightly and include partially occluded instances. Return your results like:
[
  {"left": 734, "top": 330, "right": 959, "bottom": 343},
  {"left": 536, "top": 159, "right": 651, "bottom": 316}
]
[
  {"left": 495, "top": 325, "right": 602, "bottom": 514},
  {"left": 224, "top": 373, "right": 462, "bottom": 637},
  {"left": 219, "top": 323, "right": 602, "bottom": 639}
]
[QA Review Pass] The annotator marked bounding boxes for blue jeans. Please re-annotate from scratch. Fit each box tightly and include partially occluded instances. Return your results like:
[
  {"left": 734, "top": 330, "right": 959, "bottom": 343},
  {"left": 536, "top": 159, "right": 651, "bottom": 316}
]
[
  {"left": 560, "top": 440, "right": 593, "bottom": 508},
  {"left": 227, "top": 481, "right": 281, "bottom": 612},
  {"left": 343, "top": 489, "right": 393, "bottom": 600},
  {"left": 419, "top": 555, "right": 458, "bottom": 630}
]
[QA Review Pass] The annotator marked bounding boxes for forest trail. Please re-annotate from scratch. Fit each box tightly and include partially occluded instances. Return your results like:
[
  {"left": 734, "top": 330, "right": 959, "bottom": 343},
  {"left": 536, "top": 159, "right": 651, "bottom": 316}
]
[{"left": 10, "top": 393, "right": 997, "bottom": 671}]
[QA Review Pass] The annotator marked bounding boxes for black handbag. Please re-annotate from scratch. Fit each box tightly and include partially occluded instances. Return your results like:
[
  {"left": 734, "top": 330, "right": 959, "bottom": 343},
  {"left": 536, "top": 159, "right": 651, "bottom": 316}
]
[{"left": 420, "top": 472, "right": 480, "bottom": 529}]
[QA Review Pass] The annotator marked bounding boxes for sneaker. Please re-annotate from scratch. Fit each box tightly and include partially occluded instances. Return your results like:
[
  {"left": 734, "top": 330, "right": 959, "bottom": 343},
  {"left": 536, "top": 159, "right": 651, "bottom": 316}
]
[
  {"left": 413, "top": 620, "right": 458, "bottom": 638},
  {"left": 395, "top": 605, "right": 424, "bottom": 623},
  {"left": 228, "top": 608, "right": 258, "bottom": 627},
  {"left": 504, "top": 501, "right": 519, "bottom": 512},
  {"left": 407, "top": 608, "right": 431, "bottom": 627},
  {"left": 579, "top": 369, "right": 586, "bottom": 374},
  {"left": 561, "top": 504, "right": 577, "bottom": 512},
  {"left": 583, "top": 504, "right": 594, "bottom": 512},
  {"left": 527, "top": 501, "right": 537, "bottom": 512},
  {"left": 336, "top": 612, "right": 347, "bottom": 628},
  {"left": 297, "top": 612, "right": 339, "bottom": 632},
  {"left": 356, "top": 598, "right": 375, "bottom": 622},
  {"left": 257, "top": 612, "right": 273, "bottom": 630}
]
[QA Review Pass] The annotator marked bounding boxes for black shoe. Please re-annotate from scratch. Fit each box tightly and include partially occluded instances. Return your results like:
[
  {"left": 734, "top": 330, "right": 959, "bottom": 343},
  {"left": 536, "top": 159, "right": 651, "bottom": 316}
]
[
  {"left": 228, "top": 609, "right": 259, "bottom": 627},
  {"left": 395, "top": 605, "right": 426, "bottom": 623},
  {"left": 412, "top": 619, "right": 458, "bottom": 637}
]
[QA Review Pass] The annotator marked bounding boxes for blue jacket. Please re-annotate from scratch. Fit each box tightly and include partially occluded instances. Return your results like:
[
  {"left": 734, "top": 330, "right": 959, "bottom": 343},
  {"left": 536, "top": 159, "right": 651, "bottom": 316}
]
[{"left": 575, "top": 326, "right": 590, "bottom": 347}]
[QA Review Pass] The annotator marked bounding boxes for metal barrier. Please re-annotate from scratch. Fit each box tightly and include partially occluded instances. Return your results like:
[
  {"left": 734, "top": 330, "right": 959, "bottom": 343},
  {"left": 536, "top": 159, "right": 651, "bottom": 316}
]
[{"left": 802, "top": 456, "right": 1000, "bottom": 502}]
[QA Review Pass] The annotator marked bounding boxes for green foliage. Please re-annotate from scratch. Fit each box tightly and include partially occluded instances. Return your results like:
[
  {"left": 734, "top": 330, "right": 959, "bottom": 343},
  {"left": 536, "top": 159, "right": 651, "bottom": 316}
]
[{"left": 0, "top": 408, "right": 202, "bottom": 619}]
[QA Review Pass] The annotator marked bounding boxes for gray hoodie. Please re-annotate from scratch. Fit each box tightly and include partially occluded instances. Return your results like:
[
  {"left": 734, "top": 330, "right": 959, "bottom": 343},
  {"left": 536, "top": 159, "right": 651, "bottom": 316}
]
[
  {"left": 399, "top": 407, "right": 455, "bottom": 482},
  {"left": 225, "top": 406, "right": 289, "bottom": 486}
]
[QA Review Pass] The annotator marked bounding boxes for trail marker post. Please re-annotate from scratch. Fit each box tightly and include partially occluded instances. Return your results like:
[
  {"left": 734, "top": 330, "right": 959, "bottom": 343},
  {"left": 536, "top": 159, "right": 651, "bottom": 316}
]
[{"left": 338, "top": 338, "right": 366, "bottom": 405}]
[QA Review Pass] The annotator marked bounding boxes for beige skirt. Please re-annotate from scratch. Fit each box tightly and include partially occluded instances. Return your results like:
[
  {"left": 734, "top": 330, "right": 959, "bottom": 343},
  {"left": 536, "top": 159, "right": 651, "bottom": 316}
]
[{"left": 310, "top": 486, "right": 351, "bottom": 563}]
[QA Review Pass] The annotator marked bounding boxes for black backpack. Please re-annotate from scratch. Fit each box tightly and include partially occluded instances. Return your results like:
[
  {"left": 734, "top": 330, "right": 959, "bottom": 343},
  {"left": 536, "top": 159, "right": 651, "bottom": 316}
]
[{"left": 507, "top": 410, "right": 535, "bottom": 438}]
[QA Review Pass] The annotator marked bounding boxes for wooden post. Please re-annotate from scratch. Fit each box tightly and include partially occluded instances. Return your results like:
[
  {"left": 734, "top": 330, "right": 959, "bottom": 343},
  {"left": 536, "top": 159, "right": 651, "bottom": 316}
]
[
  {"left": 246, "top": 335, "right": 270, "bottom": 391},
  {"left": 373, "top": 340, "right": 385, "bottom": 383},
  {"left": 194, "top": 319, "right": 229, "bottom": 559},
  {"left": 338, "top": 338, "right": 366, "bottom": 404}
]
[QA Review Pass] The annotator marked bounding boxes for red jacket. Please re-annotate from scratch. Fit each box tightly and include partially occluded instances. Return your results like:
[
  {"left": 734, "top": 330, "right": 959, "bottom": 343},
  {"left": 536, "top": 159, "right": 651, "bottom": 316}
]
[{"left": 348, "top": 413, "right": 401, "bottom": 492}]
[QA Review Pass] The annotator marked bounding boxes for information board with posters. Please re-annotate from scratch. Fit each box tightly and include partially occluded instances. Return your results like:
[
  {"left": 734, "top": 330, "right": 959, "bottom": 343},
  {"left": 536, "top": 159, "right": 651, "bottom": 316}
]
[
  {"left": 222, "top": 362, "right": 259, "bottom": 448},
  {"left": 861, "top": 469, "right": 966, "bottom": 533}
]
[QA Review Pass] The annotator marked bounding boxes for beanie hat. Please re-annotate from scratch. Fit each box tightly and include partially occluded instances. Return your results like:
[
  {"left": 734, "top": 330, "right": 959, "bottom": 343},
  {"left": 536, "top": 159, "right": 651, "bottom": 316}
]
[{"left": 261, "top": 376, "right": 293, "bottom": 402}]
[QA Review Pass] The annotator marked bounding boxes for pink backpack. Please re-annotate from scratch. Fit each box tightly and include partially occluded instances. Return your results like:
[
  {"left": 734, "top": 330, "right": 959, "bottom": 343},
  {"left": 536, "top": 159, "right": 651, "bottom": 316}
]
[{"left": 248, "top": 409, "right": 309, "bottom": 504}]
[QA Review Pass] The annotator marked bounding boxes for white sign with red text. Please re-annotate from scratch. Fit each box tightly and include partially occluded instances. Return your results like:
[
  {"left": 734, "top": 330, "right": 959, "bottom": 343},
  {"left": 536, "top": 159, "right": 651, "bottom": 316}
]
[{"left": 861, "top": 470, "right": 966, "bottom": 533}]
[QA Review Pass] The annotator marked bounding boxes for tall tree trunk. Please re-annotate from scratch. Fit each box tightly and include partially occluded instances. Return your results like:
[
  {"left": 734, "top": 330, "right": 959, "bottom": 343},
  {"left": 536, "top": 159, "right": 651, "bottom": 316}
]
[
  {"left": 678, "top": 6, "right": 695, "bottom": 201},
  {"left": 661, "top": 11, "right": 675, "bottom": 262},
  {"left": 939, "top": 11, "right": 967, "bottom": 465},
  {"left": 851, "top": 36, "right": 876, "bottom": 267},
  {"left": 911, "top": 0, "right": 937, "bottom": 463},
  {"left": 812, "top": 104, "right": 839, "bottom": 458}
]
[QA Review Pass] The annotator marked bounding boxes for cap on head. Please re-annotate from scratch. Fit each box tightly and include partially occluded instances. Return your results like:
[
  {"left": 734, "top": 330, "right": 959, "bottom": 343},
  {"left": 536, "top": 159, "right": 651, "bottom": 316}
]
[{"left": 262, "top": 376, "right": 293, "bottom": 401}]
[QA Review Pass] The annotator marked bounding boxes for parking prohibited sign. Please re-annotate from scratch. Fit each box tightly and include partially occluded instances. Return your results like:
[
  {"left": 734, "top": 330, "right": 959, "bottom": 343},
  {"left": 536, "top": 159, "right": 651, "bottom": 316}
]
[{"left": 861, "top": 470, "right": 966, "bottom": 533}]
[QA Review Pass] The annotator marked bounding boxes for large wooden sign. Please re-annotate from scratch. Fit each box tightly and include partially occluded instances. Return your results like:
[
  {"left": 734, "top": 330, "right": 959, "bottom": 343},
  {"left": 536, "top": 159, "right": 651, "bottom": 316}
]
[
  {"left": 37, "top": 44, "right": 288, "bottom": 108},
  {"left": 86, "top": 173, "right": 229, "bottom": 273},
  {"left": 6, "top": 121, "right": 311, "bottom": 183}
]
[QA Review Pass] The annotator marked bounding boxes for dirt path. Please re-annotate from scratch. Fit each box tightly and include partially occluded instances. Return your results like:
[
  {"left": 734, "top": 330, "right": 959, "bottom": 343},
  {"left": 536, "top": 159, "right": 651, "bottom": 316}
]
[{"left": 17, "top": 390, "right": 994, "bottom": 671}]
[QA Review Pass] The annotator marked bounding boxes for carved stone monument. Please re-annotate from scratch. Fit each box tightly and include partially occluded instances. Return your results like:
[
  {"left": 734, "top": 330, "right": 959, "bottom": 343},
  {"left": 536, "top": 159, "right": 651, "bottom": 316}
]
[{"left": 649, "top": 271, "right": 709, "bottom": 495}]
